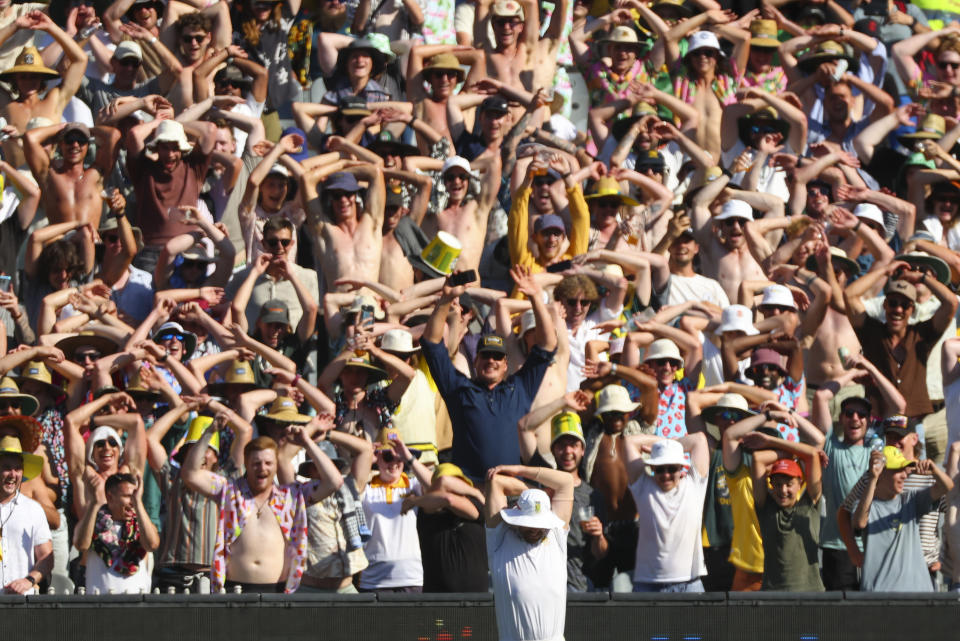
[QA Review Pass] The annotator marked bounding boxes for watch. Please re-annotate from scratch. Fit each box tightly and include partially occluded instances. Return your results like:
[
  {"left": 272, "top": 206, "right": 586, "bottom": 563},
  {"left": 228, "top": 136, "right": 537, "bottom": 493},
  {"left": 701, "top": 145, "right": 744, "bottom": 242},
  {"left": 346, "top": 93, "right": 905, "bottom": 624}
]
[{"left": 26, "top": 575, "right": 36, "bottom": 585}]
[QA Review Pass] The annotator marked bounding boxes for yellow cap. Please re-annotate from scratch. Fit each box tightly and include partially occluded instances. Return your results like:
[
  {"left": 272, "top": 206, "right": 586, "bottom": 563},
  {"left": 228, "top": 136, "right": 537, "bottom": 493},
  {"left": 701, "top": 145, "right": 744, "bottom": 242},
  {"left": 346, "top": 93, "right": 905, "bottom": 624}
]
[
  {"left": 432, "top": 462, "right": 473, "bottom": 487},
  {"left": 551, "top": 411, "right": 585, "bottom": 446}
]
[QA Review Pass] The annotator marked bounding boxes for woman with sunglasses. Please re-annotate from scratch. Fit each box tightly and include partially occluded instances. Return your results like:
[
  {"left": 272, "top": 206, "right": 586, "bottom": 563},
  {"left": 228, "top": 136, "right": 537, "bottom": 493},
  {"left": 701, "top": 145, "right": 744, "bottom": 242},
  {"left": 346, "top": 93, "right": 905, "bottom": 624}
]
[{"left": 892, "top": 25, "right": 960, "bottom": 118}]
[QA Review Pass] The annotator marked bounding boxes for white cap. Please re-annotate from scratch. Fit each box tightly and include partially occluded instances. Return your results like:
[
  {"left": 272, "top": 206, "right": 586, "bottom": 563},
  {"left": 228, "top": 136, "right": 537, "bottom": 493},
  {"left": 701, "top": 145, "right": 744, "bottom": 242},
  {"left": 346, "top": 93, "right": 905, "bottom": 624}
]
[
  {"left": 499, "top": 488, "right": 565, "bottom": 529},
  {"left": 548, "top": 114, "right": 578, "bottom": 142},
  {"left": 759, "top": 284, "right": 797, "bottom": 309},
  {"left": 595, "top": 384, "right": 641, "bottom": 416},
  {"left": 716, "top": 304, "right": 759, "bottom": 336},
  {"left": 714, "top": 199, "right": 753, "bottom": 222},
  {"left": 519, "top": 310, "right": 536, "bottom": 337},
  {"left": 380, "top": 328, "right": 419, "bottom": 353},
  {"left": 643, "top": 338, "right": 685, "bottom": 367},
  {"left": 853, "top": 203, "right": 884, "bottom": 228},
  {"left": 267, "top": 163, "right": 291, "bottom": 177},
  {"left": 441, "top": 155, "right": 472, "bottom": 176},
  {"left": 114, "top": 40, "right": 143, "bottom": 62},
  {"left": 646, "top": 439, "right": 689, "bottom": 467},
  {"left": 687, "top": 31, "right": 723, "bottom": 56}
]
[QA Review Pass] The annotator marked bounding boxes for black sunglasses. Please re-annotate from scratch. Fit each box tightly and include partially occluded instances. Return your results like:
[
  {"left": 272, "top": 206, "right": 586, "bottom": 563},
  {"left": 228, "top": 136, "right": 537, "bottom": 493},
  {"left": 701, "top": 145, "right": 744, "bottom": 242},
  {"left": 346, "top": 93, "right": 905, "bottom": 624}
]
[
  {"left": 94, "top": 437, "right": 120, "bottom": 448},
  {"left": 653, "top": 465, "right": 682, "bottom": 474},
  {"left": 843, "top": 408, "right": 868, "bottom": 419},
  {"left": 182, "top": 34, "right": 206, "bottom": 43},
  {"left": 265, "top": 237, "right": 292, "bottom": 248},
  {"left": 478, "top": 351, "right": 506, "bottom": 361},
  {"left": 938, "top": 60, "right": 960, "bottom": 70},
  {"left": 74, "top": 351, "right": 101, "bottom": 362},
  {"left": 0, "top": 399, "right": 20, "bottom": 409}
]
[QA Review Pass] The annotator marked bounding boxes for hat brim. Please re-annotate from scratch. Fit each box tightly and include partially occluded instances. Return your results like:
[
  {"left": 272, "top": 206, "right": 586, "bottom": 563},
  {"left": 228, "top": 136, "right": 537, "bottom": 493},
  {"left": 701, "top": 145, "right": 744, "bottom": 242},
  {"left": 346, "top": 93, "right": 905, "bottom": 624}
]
[
  {"left": 898, "top": 131, "right": 944, "bottom": 143},
  {"left": 701, "top": 405, "right": 756, "bottom": 425},
  {"left": 125, "top": 387, "right": 163, "bottom": 400},
  {"left": 797, "top": 52, "right": 850, "bottom": 73},
  {"left": 584, "top": 191, "right": 641, "bottom": 207},
  {"left": 595, "top": 400, "right": 641, "bottom": 417},
  {"left": 750, "top": 36, "right": 781, "bottom": 48},
  {"left": 54, "top": 334, "right": 120, "bottom": 361},
  {"left": 408, "top": 254, "right": 447, "bottom": 278},
  {"left": 0, "top": 65, "right": 59, "bottom": 80},
  {"left": 336, "top": 46, "right": 388, "bottom": 77},
  {"left": 500, "top": 507, "right": 565, "bottom": 530},
  {"left": 368, "top": 140, "right": 420, "bottom": 158},
  {"left": 0, "top": 415, "right": 42, "bottom": 452},
  {"left": 645, "top": 453, "right": 690, "bottom": 468},
  {"left": 13, "top": 375, "right": 62, "bottom": 399},
  {"left": 0, "top": 392, "right": 39, "bottom": 418},
  {"left": 895, "top": 254, "right": 951, "bottom": 285},
  {"left": 737, "top": 116, "right": 790, "bottom": 148},
  {"left": 257, "top": 412, "right": 312, "bottom": 425},
  {"left": 716, "top": 322, "right": 759, "bottom": 336},
  {"left": 805, "top": 253, "right": 861, "bottom": 278},
  {"left": 651, "top": 2, "right": 693, "bottom": 18},
  {"left": 204, "top": 380, "right": 258, "bottom": 395},
  {"left": 343, "top": 361, "right": 389, "bottom": 383}
]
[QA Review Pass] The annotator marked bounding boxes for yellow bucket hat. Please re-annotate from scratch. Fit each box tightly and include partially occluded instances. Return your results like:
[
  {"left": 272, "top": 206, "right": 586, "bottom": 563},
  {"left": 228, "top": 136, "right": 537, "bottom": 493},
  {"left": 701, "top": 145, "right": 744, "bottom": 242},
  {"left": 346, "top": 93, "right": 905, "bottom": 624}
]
[
  {"left": 584, "top": 176, "right": 640, "bottom": 207},
  {"left": 0, "top": 435, "right": 43, "bottom": 480}
]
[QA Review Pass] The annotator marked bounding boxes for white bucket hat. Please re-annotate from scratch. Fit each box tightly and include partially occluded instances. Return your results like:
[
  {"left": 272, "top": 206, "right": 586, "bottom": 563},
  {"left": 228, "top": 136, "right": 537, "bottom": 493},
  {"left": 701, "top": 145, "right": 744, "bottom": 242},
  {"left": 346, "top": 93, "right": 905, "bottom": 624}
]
[
  {"left": 646, "top": 438, "right": 689, "bottom": 467},
  {"left": 643, "top": 338, "right": 685, "bottom": 367},
  {"left": 148, "top": 120, "right": 194, "bottom": 153},
  {"left": 714, "top": 199, "right": 753, "bottom": 222},
  {"left": 853, "top": 203, "right": 884, "bottom": 229},
  {"left": 500, "top": 488, "right": 565, "bottom": 529},
  {"left": 759, "top": 284, "right": 797, "bottom": 310},
  {"left": 716, "top": 304, "right": 758, "bottom": 336},
  {"left": 595, "top": 384, "right": 641, "bottom": 416},
  {"left": 686, "top": 31, "right": 724, "bottom": 57},
  {"left": 380, "top": 328, "right": 419, "bottom": 353},
  {"left": 86, "top": 425, "right": 124, "bottom": 469}
]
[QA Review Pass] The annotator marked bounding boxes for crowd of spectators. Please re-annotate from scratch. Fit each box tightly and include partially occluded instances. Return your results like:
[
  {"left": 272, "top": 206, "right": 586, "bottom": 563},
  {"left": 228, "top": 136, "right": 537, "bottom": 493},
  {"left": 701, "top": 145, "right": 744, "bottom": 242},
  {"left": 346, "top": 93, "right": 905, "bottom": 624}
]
[{"left": 2, "top": 1, "right": 960, "bottom": 636}]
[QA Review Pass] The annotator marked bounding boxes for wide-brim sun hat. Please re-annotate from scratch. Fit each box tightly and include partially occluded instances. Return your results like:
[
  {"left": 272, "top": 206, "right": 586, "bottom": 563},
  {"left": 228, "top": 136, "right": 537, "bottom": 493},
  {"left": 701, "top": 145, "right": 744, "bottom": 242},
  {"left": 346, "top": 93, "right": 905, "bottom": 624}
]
[
  {"left": 500, "top": 488, "right": 565, "bottom": 529},
  {"left": 0, "top": 46, "right": 58, "bottom": 80},
  {"left": 594, "top": 384, "right": 641, "bottom": 416},
  {"left": 54, "top": 332, "right": 119, "bottom": 361},
  {"left": 797, "top": 40, "right": 854, "bottom": 74},
  {"left": 0, "top": 378, "right": 39, "bottom": 418},
  {"left": 380, "top": 328, "right": 419, "bottom": 354},
  {"left": 422, "top": 52, "right": 465, "bottom": 83},
  {"left": 14, "top": 361, "right": 63, "bottom": 399},
  {"left": 805, "top": 246, "right": 862, "bottom": 278},
  {"left": 749, "top": 19, "right": 781, "bottom": 48},
  {"left": 898, "top": 113, "right": 946, "bottom": 143},
  {"left": 335, "top": 36, "right": 391, "bottom": 77},
  {"left": 643, "top": 338, "right": 685, "bottom": 368},
  {"left": 737, "top": 106, "right": 790, "bottom": 147},
  {"left": 205, "top": 359, "right": 258, "bottom": 395},
  {"left": 701, "top": 393, "right": 757, "bottom": 425},
  {"left": 585, "top": 176, "right": 640, "bottom": 207},
  {"left": 895, "top": 251, "right": 951, "bottom": 285},
  {"left": 342, "top": 352, "right": 389, "bottom": 384},
  {"left": 147, "top": 120, "right": 194, "bottom": 153},
  {"left": 259, "top": 396, "right": 312, "bottom": 424}
]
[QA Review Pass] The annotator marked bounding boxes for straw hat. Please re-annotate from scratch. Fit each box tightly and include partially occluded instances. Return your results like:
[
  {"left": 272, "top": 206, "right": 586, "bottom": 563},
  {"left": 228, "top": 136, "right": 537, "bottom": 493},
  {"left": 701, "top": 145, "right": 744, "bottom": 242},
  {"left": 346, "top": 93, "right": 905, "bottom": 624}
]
[
  {"left": 0, "top": 47, "right": 58, "bottom": 80},
  {"left": 380, "top": 329, "right": 419, "bottom": 354},
  {"left": 0, "top": 378, "right": 39, "bottom": 418},
  {"left": 584, "top": 176, "right": 640, "bottom": 207},
  {"left": 123, "top": 367, "right": 161, "bottom": 401},
  {"left": 0, "top": 435, "right": 43, "bottom": 481},
  {"left": 342, "top": 351, "right": 389, "bottom": 383},
  {"left": 205, "top": 359, "right": 257, "bottom": 395},
  {"left": 15, "top": 361, "right": 62, "bottom": 398},
  {"left": 423, "top": 52, "right": 465, "bottom": 83},
  {"left": 805, "top": 246, "right": 861, "bottom": 278},
  {"left": 749, "top": 19, "right": 780, "bottom": 48},
  {"left": 895, "top": 251, "right": 951, "bottom": 285},
  {"left": 898, "top": 113, "right": 947, "bottom": 142},
  {"left": 797, "top": 40, "right": 853, "bottom": 73},
  {"left": 54, "top": 332, "right": 119, "bottom": 361},
  {"left": 260, "top": 396, "right": 312, "bottom": 424},
  {"left": 601, "top": 26, "right": 646, "bottom": 53},
  {"left": 410, "top": 231, "right": 462, "bottom": 277},
  {"left": 0, "top": 415, "right": 42, "bottom": 453}
]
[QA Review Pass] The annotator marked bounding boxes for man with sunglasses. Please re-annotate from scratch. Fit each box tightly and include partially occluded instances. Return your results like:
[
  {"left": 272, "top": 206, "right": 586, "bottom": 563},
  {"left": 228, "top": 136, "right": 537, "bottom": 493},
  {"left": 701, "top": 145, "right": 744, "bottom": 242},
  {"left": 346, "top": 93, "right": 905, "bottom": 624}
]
[
  {"left": 421, "top": 265, "right": 556, "bottom": 482},
  {"left": 75, "top": 40, "right": 178, "bottom": 118},
  {"left": 844, "top": 262, "right": 958, "bottom": 421},
  {"left": 623, "top": 433, "right": 709, "bottom": 592},
  {"left": 22, "top": 121, "right": 120, "bottom": 233}
]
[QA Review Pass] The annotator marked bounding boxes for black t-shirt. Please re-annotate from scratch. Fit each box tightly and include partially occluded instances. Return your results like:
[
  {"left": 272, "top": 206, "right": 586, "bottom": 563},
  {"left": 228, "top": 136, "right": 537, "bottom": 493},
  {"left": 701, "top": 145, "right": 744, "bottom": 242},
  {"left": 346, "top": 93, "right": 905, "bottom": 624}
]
[{"left": 416, "top": 496, "right": 488, "bottom": 592}]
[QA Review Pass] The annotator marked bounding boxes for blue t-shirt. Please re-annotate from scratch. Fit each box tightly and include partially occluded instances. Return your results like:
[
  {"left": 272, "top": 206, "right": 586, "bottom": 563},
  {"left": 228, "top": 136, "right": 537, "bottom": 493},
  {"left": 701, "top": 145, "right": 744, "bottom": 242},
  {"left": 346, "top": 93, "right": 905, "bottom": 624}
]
[{"left": 420, "top": 337, "right": 555, "bottom": 480}]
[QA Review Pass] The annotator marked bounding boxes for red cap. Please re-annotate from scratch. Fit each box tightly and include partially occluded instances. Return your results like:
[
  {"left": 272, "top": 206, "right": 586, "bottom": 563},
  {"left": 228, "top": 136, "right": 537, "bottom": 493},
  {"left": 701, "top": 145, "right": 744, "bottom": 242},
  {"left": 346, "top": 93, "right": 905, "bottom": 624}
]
[{"left": 769, "top": 458, "right": 803, "bottom": 478}]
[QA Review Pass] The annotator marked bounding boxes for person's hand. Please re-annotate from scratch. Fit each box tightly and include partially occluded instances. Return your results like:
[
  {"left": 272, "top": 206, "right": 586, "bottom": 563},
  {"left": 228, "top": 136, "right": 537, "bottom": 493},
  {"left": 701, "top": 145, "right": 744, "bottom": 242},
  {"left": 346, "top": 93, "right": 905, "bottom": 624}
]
[
  {"left": 581, "top": 359, "right": 611, "bottom": 379},
  {"left": 548, "top": 153, "right": 571, "bottom": 176},
  {"left": 848, "top": 546, "right": 864, "bottom": 568},
  {"left": 170, "top": 205, "right": 201, "bottom": 226},
  {"left": 154, "top": 296, "right": 177, "bottom": 324},
  {"left": 306, "top": 413, "right": 335, "bottom": 441},
  {"left": 284, "top": 423, "right": 312, "bottom": 448},
  {"left": 199, "top": 286, "right": 224, "bottom": 305},
  {"left": 564, "top": 389, "right": 592, "bottom": 411},
  {"left": 175, "top": 301, "right": 204, "bottom": 324},
  {"left": 919, "top": 81, "right": 953, "bottom": 100},
  {"left": 16, "top": 10, "right": 54, "bottom": 31},
  {"left": 333, "top": 278, "right": 366, "bottom": 292},
  {"left": 580, "top": 515, "right": 604, "bottom": 537},
  {"left": 731, "top": 148, "right": 754, "bottom": 174},
  {"left": 109, "top": 391, "right": 137, "bottom": 413},
  {"left": 868, "top": 449, "right": 885, "bottom": 479},
  {"left": 467, "top": 78, "right": 502, "bottom": 95},
  {"left": 252, "top": 252, "right": 273, "bottom": 275},
  {"left": 757, "top": 132, "right": 784, "bottom": 155},
  {"left": 605, "top": 8, "right": 633, "bottom": 25},
  {"left": 359, "top": 111, "right": 383, "bottom": 128},
  {"left": 119, "top": 21, "right": 152, "bottom": 41},
  {"left": 914, "top": 459, "right": 937, "bottom": 475},
  {"left": 510, "top": 264, "right": 541, "bottom": 299},
  {"left": 252, "top": 139, "right": 275, "bottom": 157},
  {"left": 35, "top": 345, "right": 65, "bottom": 363},
  {"left": 920, "top": 139, "right": 949, "bottom": 162},
  {"left": 884, "top": 259, "right": 912, "bottom": 278},
  {"left": 834, "top": 184, "right": 869, "bottom": 205},
  {"left": 279, "top": 132, "right": 305, "bottom": 154},
  {"left": 376, "top": 106, "right": 410, "bottom": 124},
  {"left": 740, "top": 431, "right": 775, "bottom": 451},
  {"left": 106, "top": 188, "right": 126, "bottom": 213},
  {"left": 84, "top": 469, "right": 107, "bottom": 505},
  {"left": 270, "top": 254, "right": 291, "bottom": 281},
  {"left": 401, "top": 495, "right": 419, "bottom": 514},
  {"left": 229, "top": 322, "right": 253, "bottom": 346},
  {"left": 887, "top": 4, "right": 914, "bottom": 25},
  {"left": 212, "top": 95, "right": 244, "bottom": 110},
  {"left": 388, "top": 434, "right": 414, "bottom": 463},
  {"left": 135, "top": 339, "right": 167, "bottom": 362},
  {"left": 705, "top": 8, "right": 735, "bottom": 24},
  {"left": 225, "top": 44, "right": 248, "bottom": 59},
  {"left": 650, "top": 120, "right": 679, "bottom": 142},
  {"left": 69, "top": 291, "right": 99, "bottom": 316},
  {"left": 895, "top": 101, "right": 926, "bottom": 127},
  {"left": 0, "top": 289, "right": 19, "bottom": 315},
  {"left": 75, "top": 4, "right": 98, "bottom": 31},
  {"left": 264, "top": 366, "right": 296, "bottom": 386},
  {"left": 784, "top": 284, "right": 810, "bottom": 311}
]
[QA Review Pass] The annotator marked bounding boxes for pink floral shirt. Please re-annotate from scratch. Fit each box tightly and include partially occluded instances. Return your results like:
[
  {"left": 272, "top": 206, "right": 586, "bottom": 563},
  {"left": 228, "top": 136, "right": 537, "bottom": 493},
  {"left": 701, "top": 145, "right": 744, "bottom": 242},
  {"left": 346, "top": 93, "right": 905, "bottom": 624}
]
[
  {"left": 209, "top": 475, "right": 319, "bottom": 593},
  {"left": 773, "top": 376, "right": 804, "bottom": 442},
  {"left": 656, "top": 378, "right": 697, "bottom": 439}
]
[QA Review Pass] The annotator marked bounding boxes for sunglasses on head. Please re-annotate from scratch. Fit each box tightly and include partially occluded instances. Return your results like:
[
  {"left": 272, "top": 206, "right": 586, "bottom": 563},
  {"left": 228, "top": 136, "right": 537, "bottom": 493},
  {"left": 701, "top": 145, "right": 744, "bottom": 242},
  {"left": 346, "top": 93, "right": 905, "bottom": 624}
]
[
  {"left": 265, "top": 237, "right": 292, "bottom": 248},
  {"left": 938, "top": 60, "right": 960, "bottom": 70},
  {"left": 653, "top": 465, "right": 682, "bottom": 474},
  {"left": 94, "top": 437, "right": 120, "bottom": 448},
  {"left": 843, "top": 408, "right": 868, "bottom": 419}
]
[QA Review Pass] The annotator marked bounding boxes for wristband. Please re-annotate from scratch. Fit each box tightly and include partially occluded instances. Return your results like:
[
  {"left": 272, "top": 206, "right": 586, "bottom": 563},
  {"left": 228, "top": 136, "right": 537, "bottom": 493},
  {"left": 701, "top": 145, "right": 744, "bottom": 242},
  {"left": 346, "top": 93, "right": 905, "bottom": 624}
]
[
  {"left": 291, "top": 374, "right": 301, "bottom": 387},
  {"left": 610, "top": 362, "right": 618, "bottom": 376},
  {"left": 149, "top": 36, "right": 158, "bottom": 45},
  {"left": 853, "top": 219, "right": 862, "bottom": 233},
  {"left": 26, "top": 575, "right": 36, "bottom": 586}
]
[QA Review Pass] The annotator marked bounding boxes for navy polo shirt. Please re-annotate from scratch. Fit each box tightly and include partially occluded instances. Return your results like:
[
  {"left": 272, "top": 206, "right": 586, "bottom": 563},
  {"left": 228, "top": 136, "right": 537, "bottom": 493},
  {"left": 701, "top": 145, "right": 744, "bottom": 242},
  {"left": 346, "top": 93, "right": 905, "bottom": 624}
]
[{"left": 420, "top": 337, "right": 556, "bottom": 480}]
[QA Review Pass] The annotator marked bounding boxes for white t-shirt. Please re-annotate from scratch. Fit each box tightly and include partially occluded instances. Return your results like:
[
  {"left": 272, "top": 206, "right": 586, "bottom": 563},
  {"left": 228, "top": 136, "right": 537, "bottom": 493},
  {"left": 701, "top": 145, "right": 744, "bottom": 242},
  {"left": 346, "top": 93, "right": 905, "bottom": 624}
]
[
  {"left": 0, "top": 493, "right": 51, "bottom": 595},
  {"left": 566, "top": 302, "right": 622, "bottom": 392},
  {"left": 721, "top": 139, "right": 790, "bottom": 204},
  {"left": 629, "top": 465, "right": 708, "bottom": 583},
  {"left": 85, "top": 547, "right": 153, "bottom": 594},
  {"left": 486, "top": 521, "right": 567, "bottom": 641},
  {"left": 666, "top": 273, "right": 730, "bottom": 308},
  {"left": 359, "top": 473, "right": 422, "bottom": 589}
]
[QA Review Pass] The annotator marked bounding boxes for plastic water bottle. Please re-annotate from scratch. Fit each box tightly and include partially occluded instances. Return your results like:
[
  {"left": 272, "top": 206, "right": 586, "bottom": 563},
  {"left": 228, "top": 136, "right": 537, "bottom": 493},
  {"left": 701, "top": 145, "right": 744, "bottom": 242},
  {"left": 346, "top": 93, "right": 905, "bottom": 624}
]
[{"left": 870, "top": 434, "right": 885, "bottom": 452}]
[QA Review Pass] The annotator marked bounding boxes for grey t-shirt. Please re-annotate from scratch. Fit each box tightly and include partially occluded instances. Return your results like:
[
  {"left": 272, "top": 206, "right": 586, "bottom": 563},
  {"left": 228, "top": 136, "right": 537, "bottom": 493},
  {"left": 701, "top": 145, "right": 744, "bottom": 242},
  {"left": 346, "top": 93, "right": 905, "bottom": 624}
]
[{"left": 860, "top": 489, "right": 935, "bottom": 592}]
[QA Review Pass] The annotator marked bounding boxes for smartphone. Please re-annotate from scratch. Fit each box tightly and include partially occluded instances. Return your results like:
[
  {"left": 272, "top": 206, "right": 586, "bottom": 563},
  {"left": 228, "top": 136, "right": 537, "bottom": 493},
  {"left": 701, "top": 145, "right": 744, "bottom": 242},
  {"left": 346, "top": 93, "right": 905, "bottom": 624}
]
[
  {"left": 546, "top": 260, "right": 573, "bottom": 273},
  {"left": 360, "top": 304, "right": 374, "bottom": 324},
  {"left": 447, "top": 270, "right": 477, "bottom": 287},
  {"left": 831, "top": 58, "right": 848, "bottom": 83},
  {"left": 0, "top": 274, "right": 10, "bottom": 293}
]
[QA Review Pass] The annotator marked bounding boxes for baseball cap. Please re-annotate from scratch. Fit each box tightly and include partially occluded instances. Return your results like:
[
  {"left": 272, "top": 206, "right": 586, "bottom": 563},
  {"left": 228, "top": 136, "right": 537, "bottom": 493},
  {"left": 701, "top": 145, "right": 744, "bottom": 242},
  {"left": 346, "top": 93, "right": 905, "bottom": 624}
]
[
  {"left": 477, "top": 334, "right": 507, "bottom": 355},
  {"left": 550, "top": 412, "right": 585, "bottom": 446},
  {"left": 61, "top": 122, "right": 91, "bottom": 142},
  {"left": 881, "top": 414, "right": 913, "bottom": 438},
  {"left": 534, "top": 214, "right": 565, "bottom": 235},
  {"left": 259, "top": 299, "right": 290, "bottom": 325},
  {"left": 114, "top": 40, "right": 143, "bottom": 62},
  {"left": 883, "top": 444, "right": 916, "bottom": 470},
  {"left": 769, "top": 458, "right": 804, "bottom": 478},
  {"left": 884, "top": 279, "right": 917, "bottom": 303},
  {"left": 325, "top": 171, "right": 362, "bottom": 193},
  {"left": 480, "top": 96, "right": 509, "bottom": 114}
]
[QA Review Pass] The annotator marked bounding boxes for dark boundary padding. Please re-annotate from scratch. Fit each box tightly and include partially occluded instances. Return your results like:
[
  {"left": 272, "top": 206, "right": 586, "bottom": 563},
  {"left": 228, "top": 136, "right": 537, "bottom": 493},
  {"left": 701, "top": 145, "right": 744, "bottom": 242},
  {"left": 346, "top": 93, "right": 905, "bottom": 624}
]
[{"left": 2, "top": 591, "right": 959, "bottom": 641}]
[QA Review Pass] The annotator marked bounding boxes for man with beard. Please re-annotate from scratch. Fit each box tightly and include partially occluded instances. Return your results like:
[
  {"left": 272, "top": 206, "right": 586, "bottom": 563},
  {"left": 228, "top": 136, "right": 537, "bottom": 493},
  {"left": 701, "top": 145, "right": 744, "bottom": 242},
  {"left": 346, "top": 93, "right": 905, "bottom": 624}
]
[
  {"left": 125, "top": 116, "right": 217, "bottom": 272},
  {"left": 852, "top": 447, "right": 953, "bottom": 592},
  {"left": 844, "top": 263, "right": 957, "bottom": 420},
  {"left": 690, "top": 183, "right": 775, "bottom": 303},
  {"left": 420, "top": 265, "right": 556, "bottom": 481},
  {"left": 23, "top": 123, "right": 120, "bottom": 232},
  {"left": 183, "top": 423, "right": 344, "bottom": 593},
  {"left": 301, "top": 162, "right": 386, "bottom": 293}
]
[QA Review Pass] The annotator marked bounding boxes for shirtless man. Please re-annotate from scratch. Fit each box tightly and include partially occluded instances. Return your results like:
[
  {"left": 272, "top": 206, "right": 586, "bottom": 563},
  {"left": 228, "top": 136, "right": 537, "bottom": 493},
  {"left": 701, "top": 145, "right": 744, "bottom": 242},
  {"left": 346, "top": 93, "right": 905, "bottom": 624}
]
[
  {"left": 183, "top": 422, "right": 343, "bottom": 593},
  {"left": 0, "top": 11, "right": 87, "bottom": 166},
  {"left": 421, "top": 155, "right": 501, "bottom": 273},
  {"left": 406, "top": 45, "right": 486, "bottom": 147},
  {"left": 690, "top": 174, "right": 772, "bottom": 303},
  {"left": 24, "top": 123, "right": 121, "bottom": 231},
  {"left": 301, "top": 162, "right": 386, "bottom": 293}
]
